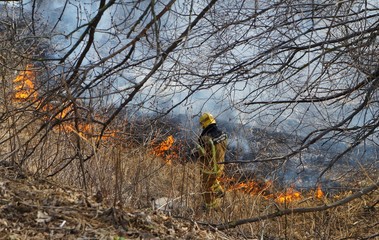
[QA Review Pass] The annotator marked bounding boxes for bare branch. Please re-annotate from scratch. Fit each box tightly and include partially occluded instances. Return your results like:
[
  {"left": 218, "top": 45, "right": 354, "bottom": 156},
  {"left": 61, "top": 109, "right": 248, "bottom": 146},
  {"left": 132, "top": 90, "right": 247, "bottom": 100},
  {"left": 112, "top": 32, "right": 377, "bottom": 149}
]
[{"left": 206, "top": 181, "right": 378, "bottom": 230}]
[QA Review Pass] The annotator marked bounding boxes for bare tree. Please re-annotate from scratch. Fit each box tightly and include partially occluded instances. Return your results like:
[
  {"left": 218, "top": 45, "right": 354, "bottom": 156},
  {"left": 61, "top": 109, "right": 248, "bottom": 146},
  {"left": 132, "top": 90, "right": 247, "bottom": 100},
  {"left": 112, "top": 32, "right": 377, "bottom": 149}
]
[
  {"left": 0, "top": 0, "right": 378, "bottom": 233},
  {"left": 204, "top": 1, "right": 379, "bottom": 182}
]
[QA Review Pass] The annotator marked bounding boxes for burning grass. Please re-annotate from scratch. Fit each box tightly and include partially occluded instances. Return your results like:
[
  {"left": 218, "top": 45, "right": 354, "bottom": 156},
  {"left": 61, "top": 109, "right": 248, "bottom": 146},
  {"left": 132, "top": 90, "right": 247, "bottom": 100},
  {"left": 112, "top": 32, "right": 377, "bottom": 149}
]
[
  {"left": 68, "top": 138, "right": 378, "bottom": 239},
  {"left": 5, "top": 64, "right": 379, "bottom": 239},
  {"left": 150, "top": 135, "right": 180, "bottom": 165},
  {"left": 12, "top": 64, "right": 117, "bottom": 142},
  {"left": 13, "top": 64, "right": 38, "bottom": 101},
  {"left": 10, "top": 119, "right": 378, "bottom": 239}
]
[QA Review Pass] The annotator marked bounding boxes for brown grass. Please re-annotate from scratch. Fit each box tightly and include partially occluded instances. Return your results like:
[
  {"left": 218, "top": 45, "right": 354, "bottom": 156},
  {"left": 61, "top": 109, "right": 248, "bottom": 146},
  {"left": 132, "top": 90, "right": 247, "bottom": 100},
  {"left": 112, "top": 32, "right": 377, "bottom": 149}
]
[
  {"left": 34, "top": 136, "right": 377, "bottom": 240},
  {"left": 2, "top": 114, "right": 376, "bottom": 240}
]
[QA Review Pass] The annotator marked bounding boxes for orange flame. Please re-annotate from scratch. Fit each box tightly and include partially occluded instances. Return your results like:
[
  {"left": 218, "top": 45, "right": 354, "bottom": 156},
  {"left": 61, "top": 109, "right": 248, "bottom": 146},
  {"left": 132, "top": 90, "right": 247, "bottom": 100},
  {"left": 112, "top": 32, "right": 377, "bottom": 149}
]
[
  {"left": 220, "top": 177, "right": 328, "bottom": 204},
  {"left": 12, "top": 64, "right": 117, "bottom": 141},
  {"left": 276, "top": 187, "right": 302, "bottom": 203},
  {"left": 220, "top": 177, "right": 272, "bottom": 196},
  {"left": 54, "top": 121, "right": 116, "bottom": 142},
  {"left": 13, "top": 64, "right": 38, "bottom": 101},
  {"left": 315, "top": 185, "right": 324, "bottom": 199},
  {"left": 153, "top": 135, "right": 174, "bottom": 155},
  {"left": 151, "top": 135, "right": 179, "bottom": 164}
]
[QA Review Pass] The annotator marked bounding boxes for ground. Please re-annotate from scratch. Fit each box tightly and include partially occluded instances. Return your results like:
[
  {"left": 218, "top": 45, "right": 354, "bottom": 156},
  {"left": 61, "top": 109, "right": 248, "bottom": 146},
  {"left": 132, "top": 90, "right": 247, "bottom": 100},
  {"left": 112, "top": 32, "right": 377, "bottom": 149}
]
[{"left": 0, "top": 162, "right": 231, "bottom": 240}]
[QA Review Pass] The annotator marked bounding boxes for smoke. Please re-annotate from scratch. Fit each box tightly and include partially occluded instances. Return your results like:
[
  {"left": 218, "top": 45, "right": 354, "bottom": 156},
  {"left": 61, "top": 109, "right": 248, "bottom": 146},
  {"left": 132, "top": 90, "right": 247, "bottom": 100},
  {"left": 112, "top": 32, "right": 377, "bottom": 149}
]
[{"left": 4, "top": 1, "right": 376, "bottom": 191}]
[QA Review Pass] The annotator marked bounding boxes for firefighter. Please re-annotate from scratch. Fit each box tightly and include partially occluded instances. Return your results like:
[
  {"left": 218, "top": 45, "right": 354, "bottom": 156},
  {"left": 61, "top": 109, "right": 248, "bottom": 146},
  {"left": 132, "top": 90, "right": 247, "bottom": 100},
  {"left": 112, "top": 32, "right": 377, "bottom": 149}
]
[{"left": 196, "top": 112, "right": 228, "bottom": 210}]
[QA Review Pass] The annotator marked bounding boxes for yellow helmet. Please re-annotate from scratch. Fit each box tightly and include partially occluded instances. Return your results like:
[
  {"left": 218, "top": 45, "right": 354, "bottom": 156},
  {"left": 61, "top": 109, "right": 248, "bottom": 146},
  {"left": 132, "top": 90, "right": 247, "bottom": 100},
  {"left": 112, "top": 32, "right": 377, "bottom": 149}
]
[{"left": 199, "top": 112, "right": 216, "bottom": 129}]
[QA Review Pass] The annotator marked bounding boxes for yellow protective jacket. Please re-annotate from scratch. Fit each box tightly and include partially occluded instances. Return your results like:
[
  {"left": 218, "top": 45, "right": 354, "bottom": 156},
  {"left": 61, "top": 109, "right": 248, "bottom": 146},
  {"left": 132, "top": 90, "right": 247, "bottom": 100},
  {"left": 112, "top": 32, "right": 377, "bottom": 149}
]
[{"left": 197, "top": 124, "right": 227, "bottom": 207}]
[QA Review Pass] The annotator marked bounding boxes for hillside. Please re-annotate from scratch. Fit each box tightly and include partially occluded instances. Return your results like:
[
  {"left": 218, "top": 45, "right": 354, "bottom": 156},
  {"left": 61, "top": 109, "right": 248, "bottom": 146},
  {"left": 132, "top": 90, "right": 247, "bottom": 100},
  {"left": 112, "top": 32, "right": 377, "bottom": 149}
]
[{"left": 0, "top": 161, "right": 232, "bottom": 240}]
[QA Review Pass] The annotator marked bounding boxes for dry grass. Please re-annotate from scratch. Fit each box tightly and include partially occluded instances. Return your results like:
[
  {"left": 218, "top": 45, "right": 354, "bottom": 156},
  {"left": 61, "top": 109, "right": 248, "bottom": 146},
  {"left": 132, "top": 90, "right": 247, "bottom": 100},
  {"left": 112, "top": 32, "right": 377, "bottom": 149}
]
[
  {"left": 216, "top": 192, "right": 378, "bottom": 239},
  {"left": 38, "top": 137, "right": 378, "bottom": 240},
  {"left": 1, "top": 114, "right": 377, "bottom": 240},
  {"left": 2, "top": 46, "right": 377, "bottom": 239}
]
